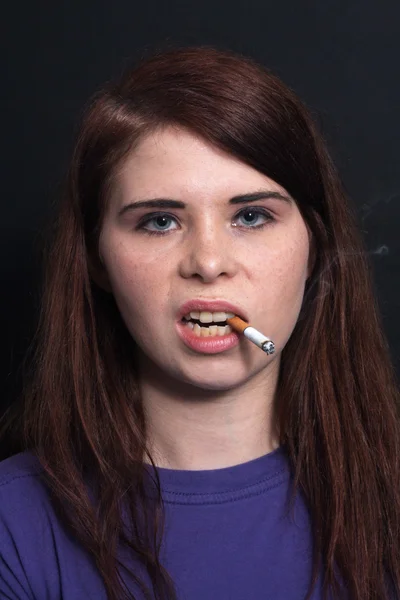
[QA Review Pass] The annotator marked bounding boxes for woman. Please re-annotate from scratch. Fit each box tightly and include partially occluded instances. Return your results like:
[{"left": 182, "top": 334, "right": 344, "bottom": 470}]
[{"left": 0, "top": 45, "right": 399, "bottom": 600}]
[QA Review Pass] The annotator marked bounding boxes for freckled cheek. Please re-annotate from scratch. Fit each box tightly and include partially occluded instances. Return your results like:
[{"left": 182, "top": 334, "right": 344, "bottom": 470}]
[
  {"left": 106, "top": 252, "right": 171, "bottom": 331},
  {"left": 255, "top": 245, "right": 309, "bottom": 314}
]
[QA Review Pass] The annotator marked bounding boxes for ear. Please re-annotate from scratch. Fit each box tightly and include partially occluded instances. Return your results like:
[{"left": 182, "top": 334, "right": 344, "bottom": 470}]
[{"left": 87, "top": 251, "right": 112, "bottom": 293}]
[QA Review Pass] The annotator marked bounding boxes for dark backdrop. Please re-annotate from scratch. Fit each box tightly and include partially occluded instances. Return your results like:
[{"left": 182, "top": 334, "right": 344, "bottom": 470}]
[{"left": 2, "top": 1, "right": 399, "bottom": 453}]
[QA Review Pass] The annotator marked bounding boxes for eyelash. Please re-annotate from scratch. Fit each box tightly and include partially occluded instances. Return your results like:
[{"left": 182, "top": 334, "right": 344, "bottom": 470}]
[{"left": 136, "top": 207, "right": 275, "bottom": 237}]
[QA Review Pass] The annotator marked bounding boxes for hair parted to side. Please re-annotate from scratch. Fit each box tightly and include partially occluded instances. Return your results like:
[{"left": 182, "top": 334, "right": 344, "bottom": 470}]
[{"left": 1, "top": 45, "right": 399, "bottom": 600}]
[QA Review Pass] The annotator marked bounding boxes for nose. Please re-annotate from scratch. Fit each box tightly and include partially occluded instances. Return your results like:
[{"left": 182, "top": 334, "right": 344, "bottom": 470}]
[{"left": 178, "top": 222, "right": 239, "bottom": 283}]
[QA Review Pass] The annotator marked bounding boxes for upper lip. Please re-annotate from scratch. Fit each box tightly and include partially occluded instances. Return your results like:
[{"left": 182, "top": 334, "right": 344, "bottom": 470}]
[{"left": 178, "top": 299, "right": 248, "bottom": 322}]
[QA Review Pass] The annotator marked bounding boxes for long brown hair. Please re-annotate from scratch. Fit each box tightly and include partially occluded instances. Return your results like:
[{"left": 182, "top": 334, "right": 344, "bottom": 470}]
[{"left": 1, "top": 45, "right": 399, "bottom": 600}]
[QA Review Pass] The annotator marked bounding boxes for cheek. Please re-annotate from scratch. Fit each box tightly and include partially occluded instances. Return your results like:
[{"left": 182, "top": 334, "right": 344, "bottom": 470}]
[
  {"left": 275, "top": 245, "right": 308, "bottom": 297},
  {"left": 257, "top": 235, "right": 309, "bottom": 325},
  {"left": 103, "top": 245, "right": 169, "bottom": 328}
]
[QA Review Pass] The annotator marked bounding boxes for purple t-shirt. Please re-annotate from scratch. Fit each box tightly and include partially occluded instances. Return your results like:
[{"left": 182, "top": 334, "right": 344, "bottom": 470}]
[{"left": 0, "top": 445, "right": 326, "bottom": 599}]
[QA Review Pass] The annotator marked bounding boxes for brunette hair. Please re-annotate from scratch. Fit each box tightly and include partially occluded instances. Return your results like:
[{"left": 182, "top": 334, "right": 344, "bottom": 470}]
[{"left": 1, "top": 45, "right": 399, "bottom": 600}]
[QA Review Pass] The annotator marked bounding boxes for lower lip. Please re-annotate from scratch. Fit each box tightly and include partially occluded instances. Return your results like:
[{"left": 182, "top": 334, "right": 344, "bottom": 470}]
[{"left": 176, "top": 320, "right": 240, "bottom": 354}]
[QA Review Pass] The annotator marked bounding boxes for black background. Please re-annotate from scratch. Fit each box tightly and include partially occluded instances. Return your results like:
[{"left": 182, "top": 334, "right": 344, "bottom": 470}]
[{"left": 2, "top": 1, "right": 399, "bottom": 430}]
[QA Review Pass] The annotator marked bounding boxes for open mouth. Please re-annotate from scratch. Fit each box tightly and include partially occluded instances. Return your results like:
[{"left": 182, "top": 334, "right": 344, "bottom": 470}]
[{"left": 181, "top": 310, "right": 236, "bottom": 337}]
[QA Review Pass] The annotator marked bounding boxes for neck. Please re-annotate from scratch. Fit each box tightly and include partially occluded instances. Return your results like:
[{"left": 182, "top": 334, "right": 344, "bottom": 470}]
[{"left": 139, "top": 357, "right": 281, "bottom": 471}]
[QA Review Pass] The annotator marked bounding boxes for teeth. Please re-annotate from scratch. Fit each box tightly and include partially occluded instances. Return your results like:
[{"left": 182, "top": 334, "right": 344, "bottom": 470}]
[
  {"left": 193, "top": 323, "right": 201, "bottom": 336},
  {"left": 212, "top": 311, "right": 226, "bottom": 322},
  {"left": 187, "top": 322, "right": 233, "bottom": 337},
  {"left": 199, "top": 311, "right": 213, "bottom": 323},
  {"left": 184, "top": 310, "right": 237, "bottom": 323}
]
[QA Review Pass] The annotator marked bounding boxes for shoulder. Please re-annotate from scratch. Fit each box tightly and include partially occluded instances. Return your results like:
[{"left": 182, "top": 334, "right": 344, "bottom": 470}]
[
  {"left": 0, "top": 451, "right": 106, "bottom": 599},
  {"left": 0, "top": 450, "right": 51, "bottom": 525},
  {"left": 0, "top": 450, "right": 50, "bottom": 525},
  {"left": 0, "top": 452, "right": 54, "bottom": 598},
  {"left": 0, "top": 449, "right": 44, "bottom": 488}
]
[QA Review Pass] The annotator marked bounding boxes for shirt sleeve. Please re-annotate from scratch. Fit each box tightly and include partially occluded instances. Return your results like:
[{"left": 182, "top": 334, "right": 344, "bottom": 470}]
[
  {"left": 0, "top": 460, "right": 108, "bottom": 600},
  {"left": 0, "top": 471, "right": 62, "bottom": 600},
  {"left": 0, "top": 515, "right": 35, "bottom": 599}
]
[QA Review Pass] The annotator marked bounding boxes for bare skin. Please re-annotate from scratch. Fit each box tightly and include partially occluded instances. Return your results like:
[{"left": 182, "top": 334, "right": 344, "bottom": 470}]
[{"left": 96, "top": 126, "right": 313, "bottom": 470}]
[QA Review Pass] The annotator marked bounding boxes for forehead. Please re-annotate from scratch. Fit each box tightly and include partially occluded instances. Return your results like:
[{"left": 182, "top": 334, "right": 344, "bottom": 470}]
[{"left": 112, "top": 127, "right": 287, "bottom": 201}]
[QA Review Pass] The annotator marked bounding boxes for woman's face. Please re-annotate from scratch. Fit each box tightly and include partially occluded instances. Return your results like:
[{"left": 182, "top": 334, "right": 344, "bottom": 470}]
[{"left": 98, "top": 127, "right": 312, "bottom": 390}]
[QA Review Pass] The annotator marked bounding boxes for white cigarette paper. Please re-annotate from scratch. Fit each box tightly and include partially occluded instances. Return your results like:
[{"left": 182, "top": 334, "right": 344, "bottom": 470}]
[{"left": 226, "top": 316, "right": 275, "bottom": 355}]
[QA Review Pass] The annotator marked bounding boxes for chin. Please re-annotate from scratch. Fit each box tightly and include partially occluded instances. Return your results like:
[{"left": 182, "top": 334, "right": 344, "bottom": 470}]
[
  {"left": 178, "top": 369, "right": 254, "bottom": 392},
  {"left": 190, "top": 379, "right": 244, "bottom": 392},
  {"left": 175, "top": 353, "right": 279, "bottom": 393}
]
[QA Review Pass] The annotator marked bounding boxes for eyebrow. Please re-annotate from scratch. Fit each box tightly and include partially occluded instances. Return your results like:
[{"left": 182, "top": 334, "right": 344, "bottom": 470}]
[{"left": 118, "top": 190, "right": 293, "bottom": 217}]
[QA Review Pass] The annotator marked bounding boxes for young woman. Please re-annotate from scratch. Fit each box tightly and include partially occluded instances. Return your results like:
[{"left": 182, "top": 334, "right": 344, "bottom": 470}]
[{"left": 0, "top": 46, "right": 399, "bottom": 600}]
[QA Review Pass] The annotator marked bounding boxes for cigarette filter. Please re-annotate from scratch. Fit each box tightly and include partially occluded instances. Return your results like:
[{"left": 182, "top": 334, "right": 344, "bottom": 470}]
[{"left": 226, "top": 316, "right": 275, "bottom": 355}]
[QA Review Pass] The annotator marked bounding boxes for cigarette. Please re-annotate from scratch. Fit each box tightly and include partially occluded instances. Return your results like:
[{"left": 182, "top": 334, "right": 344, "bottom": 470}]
[{"left": 226, "top": 316, "right": 275, "bottom": 355}]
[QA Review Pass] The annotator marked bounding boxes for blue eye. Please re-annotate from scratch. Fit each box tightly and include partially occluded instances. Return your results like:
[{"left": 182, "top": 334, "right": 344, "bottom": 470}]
[
  {"left": 233, "top": 207, "right": 274, "bottom": 229},
  {"left": 138, "top": 213, "right": 178, "bottom": 234},
  {"left": 137, "top": 207, "right": 274, "bottom": 236}
]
